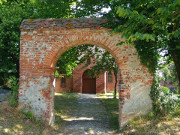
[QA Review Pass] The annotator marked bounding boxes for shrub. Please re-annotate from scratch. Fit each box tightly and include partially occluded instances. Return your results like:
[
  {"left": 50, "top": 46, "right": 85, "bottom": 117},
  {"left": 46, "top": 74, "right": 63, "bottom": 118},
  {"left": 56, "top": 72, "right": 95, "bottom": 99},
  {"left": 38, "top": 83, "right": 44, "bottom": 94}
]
[
  {"left": 161, "top": 86, "right": 169, "bottom": 95},
  {"left": 159, "top": 89, "right": 179, "bottom": 115},
  {"left": 151, "top": 77, "right": 180, "bottom": 116},
  {"left": 19, "top": 110, "right": 36, "bottom": 121},
  {"left": 9, "top": 77, "right": 19, "bottom": 107}
]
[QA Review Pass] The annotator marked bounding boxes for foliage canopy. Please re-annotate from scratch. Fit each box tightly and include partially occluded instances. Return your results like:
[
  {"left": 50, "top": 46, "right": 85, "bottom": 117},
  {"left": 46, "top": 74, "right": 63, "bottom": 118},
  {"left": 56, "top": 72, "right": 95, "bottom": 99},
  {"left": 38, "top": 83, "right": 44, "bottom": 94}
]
[{"left": 0, "top": 0, "right": 179, "bottom": 96}]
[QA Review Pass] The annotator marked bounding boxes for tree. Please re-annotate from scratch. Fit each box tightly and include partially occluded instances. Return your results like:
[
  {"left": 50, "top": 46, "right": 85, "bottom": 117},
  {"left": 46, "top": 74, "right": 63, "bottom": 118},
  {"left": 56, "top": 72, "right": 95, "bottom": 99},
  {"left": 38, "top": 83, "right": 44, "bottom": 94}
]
[
  {"left": 73, "top": 0, "right": 111, "bottom": 17},
  {"left": 56, "top": 45, "right": 91, "bottom": 77},
  {"left": 104, "top": 0, "right": 180, "bottom": 93},
  {"left": 0, "top": 0, "right": 76, "bottom": 88},
  {"left": 30, "top": 0, "right": 76, "bottom": 18},
  {"left": 1, "top": 0, "right": 179, "bottom": 94},
  {"left": 72, "top": 0, "right": 180, "bottom": 94},
  {"left": 87, "top": 51, "right": 118, "bottom": 98},
  {"left": 157, "top": 60, "right": 179, "bottom": 94},
  {"left": 0, "top": 2, "right": 32, "bottom": 88}
]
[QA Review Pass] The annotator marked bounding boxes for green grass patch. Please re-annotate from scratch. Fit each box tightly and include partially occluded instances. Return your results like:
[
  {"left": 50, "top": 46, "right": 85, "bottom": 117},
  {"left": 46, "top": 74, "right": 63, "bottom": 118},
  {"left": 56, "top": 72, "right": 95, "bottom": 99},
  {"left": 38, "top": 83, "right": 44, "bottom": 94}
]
[
  {"left": 54, "top": 93, "right": 77, "bottom": 126},
  {"left": 98, "top": 93, "right": 119, "bottom": 130}
]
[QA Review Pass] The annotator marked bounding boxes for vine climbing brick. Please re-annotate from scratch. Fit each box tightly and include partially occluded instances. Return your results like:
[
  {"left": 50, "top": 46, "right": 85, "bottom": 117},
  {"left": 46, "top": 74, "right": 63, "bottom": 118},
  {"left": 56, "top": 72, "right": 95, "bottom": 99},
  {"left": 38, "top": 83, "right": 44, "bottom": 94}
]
[{"left": 19, "top": 18, "right": 153, "bottom": 127}]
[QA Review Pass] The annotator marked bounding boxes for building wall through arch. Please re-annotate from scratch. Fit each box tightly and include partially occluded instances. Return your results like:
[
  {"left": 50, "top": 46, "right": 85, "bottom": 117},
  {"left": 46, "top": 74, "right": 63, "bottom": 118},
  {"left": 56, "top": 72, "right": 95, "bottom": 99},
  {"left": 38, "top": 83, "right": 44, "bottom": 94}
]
[
  {"left": 55, "top": 58, "right": 116, "bottom": 93},
  {"left": 19, "top": 18, "right": 153, "bottom": 128}
]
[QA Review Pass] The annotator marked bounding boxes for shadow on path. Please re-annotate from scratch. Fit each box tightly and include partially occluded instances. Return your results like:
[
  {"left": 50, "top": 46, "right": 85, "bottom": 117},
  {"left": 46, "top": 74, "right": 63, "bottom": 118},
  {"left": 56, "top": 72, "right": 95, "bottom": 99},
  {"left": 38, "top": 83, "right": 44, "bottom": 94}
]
[{"left": 61, "top": 94, "right": 114, "bottom": 135}]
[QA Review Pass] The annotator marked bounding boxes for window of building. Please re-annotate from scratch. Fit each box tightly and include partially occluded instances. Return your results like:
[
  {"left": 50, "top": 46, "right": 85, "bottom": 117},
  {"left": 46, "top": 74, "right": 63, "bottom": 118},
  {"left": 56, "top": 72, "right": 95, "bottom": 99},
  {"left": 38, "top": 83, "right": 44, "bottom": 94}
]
[
  {"left": 108, "top": 72, "right": 113, "bottom": 83},
  {"left": 61, "top": 77, "right": 66, "bottom": 88}
]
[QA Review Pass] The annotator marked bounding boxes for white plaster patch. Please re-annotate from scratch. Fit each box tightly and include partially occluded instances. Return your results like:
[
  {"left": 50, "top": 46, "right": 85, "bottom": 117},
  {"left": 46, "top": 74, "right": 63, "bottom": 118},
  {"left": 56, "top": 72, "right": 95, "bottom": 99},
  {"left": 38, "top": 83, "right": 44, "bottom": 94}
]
[
  {"left": 122, "top": 80, "right": 152, "bottom": 115},
  {"left": 19, "top": 76, "right": 51, "bottom": 117}
]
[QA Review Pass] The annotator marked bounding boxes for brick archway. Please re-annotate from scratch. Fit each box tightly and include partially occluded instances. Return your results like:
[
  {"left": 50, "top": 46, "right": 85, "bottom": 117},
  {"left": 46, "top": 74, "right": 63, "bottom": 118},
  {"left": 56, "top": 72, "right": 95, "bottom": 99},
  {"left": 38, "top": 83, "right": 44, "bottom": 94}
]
[{"left": 19, "top": 18, "right": 153, "bottom": 127}]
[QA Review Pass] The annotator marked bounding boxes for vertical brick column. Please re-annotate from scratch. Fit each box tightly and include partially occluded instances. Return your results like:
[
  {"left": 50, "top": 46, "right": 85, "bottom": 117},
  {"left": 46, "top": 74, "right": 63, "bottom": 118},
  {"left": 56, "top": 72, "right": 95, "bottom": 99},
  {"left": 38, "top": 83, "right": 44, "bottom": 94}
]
[
  {"left": 96, "top": 73, "right": 105, "bottom": 93},
  {"left": 19, "top": 68, "right": 55, "bottom": 124},
  {"left": 73, "top": 73, "right": 82, "bottom": 93},
  {"left": 18, "top": 30, "right": 55, "bottom": 125}
]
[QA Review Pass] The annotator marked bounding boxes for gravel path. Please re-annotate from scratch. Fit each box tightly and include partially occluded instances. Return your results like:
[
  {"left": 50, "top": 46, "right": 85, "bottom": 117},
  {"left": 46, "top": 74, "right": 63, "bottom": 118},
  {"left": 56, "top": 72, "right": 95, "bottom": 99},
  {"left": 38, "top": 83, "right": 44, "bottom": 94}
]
[{"left": 61, "top": 94, "right": 115, "bottom": 135}]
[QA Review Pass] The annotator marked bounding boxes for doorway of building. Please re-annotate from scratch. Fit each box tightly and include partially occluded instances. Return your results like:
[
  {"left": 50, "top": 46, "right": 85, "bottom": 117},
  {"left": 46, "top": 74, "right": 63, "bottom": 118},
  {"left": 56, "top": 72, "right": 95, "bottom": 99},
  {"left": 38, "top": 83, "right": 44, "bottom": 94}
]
[{"left": 82, "top": 70, "right": 96, "bottom": 94}]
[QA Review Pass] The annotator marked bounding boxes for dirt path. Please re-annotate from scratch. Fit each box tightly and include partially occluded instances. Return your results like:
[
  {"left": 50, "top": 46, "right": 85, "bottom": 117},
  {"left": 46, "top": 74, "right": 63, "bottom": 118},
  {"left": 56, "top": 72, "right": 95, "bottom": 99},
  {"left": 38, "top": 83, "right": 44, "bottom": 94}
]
[{"left": 61, "top": 94, "right": 114, "bottom": 135}]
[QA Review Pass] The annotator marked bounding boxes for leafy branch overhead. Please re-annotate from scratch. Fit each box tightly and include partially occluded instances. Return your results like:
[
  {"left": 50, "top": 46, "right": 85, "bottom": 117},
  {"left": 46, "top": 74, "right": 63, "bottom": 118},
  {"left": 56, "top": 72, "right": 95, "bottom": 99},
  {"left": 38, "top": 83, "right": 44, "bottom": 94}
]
[
  {"left": 107, "top": 0, "right": 180, "bottom": 93},
  {"left": 0, "top": 0, "right": 179, "bottom": 95},
  {"left": 55, "top": 45, "right": 118, "bottom": 77}
]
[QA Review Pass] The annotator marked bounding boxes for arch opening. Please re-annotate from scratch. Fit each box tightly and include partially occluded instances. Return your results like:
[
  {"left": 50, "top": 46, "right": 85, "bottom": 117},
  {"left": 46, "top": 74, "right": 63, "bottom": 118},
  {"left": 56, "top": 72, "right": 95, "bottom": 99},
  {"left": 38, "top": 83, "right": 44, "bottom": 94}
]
[
  {"left": 53, "top": 43, "right": 120, "bottom": 128},
  {"left": 53, "top": 44, "right": 119, "bottom": 94}
]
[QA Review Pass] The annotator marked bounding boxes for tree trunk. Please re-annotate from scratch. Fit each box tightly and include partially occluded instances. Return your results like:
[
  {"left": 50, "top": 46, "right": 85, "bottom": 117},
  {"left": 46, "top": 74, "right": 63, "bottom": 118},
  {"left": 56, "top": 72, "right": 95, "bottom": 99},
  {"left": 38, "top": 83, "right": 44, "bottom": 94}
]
[
  {"left": 113, "top": 72, "right": 118, "bottom": 98},
  {"left": 171, "top": 52, "right": 180, "bottom": 94},
  {"left": 169, "top": 39, "right": 180, "bottom": 94}
]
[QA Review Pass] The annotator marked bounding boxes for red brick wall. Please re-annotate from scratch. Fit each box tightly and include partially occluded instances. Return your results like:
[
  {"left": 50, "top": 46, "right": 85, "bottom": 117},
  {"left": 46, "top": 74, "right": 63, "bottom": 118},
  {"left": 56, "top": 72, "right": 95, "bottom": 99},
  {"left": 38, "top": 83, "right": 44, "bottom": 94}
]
[
  {"left": 54, "top": 58, "right": 115, "bottom": 94},
  {"left": 55, "top": 70, "right": 117, "bottom": 94},
  {"left": 55, "top": 77, "right": 73, "bottom": 93},
  {"left": 96, "top": 73, "right": 105, "bottom": 93},
  {"left": 72, "top": 59, "right": 96, "bottom": 93},
  {"left": 54, "top": 58, "right": 106, "bottom": 93},
  {"left": 106, "top": 71, "right": 118, "bottom": 93},
  {"left": 54, "top": 70, "right": 121, "bottom": 94}
]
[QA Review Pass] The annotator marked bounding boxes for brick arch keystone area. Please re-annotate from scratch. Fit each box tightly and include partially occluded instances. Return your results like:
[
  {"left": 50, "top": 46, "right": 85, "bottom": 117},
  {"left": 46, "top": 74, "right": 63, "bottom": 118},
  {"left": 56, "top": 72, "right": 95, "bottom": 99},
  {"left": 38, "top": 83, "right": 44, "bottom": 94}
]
[{"left": 19, "top": 18, "right": 153, "bottom": 127}]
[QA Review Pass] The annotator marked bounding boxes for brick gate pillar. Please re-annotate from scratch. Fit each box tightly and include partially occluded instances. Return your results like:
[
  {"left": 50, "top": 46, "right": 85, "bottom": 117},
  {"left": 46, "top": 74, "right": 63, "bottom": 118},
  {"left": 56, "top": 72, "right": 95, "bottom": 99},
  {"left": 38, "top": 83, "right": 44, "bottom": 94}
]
[{"left": 18, "top": 67, "right": 55, "bottom": 125}]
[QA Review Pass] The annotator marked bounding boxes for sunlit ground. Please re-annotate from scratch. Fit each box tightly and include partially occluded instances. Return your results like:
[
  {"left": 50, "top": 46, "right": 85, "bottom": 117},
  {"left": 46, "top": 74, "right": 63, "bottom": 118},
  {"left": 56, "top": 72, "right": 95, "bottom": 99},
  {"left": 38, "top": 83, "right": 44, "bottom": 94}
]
[
  {"left": 0, "top": 93, "right": 77, "bottom": 135},
  {"left": 98, "top": 93, "right": 180, "bottom": 134},
  {"left": 0, "top": 101, "right": 47, "bottom": 135},
  {"left": 0, "top": 93, "right": 179, "bottom": 134}
]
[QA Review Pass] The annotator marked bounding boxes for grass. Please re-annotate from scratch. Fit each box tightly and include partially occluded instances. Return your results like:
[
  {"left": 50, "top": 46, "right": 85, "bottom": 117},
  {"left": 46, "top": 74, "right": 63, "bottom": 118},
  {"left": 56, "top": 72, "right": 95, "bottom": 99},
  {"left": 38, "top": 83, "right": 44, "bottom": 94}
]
[
  {"left": 0, "top": 93, "right": 77, "bottom": 135},
  {"left": 0, "top": 101, "right": 46, "bottom": 135},
  {"left": 98, "top": 93, "right": 180, "bottom": 134},
  {"left": 98, "top": 93, "right": 119, "bottom": 130},
  {"left": 54, "top": 93, "right": 77, "bottom": 128},
  {"left": 1, "top": 92, "right": 179, "bottom": 134},
  {"left": 121, "top": 109, "right": 180, "bottom": 134}
]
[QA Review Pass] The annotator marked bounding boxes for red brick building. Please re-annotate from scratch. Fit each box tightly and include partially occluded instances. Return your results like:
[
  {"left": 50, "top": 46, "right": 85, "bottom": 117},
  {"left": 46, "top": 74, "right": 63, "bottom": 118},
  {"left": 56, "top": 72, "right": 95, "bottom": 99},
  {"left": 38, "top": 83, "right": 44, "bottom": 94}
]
[{"left": 55, "top": 59, "right": 117, "bottom": 93}]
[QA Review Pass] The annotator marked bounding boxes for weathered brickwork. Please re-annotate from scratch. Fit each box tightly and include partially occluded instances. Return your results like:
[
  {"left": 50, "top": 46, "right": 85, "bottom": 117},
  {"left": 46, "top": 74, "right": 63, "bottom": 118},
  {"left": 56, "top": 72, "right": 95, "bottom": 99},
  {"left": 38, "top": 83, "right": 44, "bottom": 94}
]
[
  {"left": 19, "top": 18, "right": 153, "bottom": 127},
  {"left": 96, "top": 73, "right": 105, "bottom": 93}
]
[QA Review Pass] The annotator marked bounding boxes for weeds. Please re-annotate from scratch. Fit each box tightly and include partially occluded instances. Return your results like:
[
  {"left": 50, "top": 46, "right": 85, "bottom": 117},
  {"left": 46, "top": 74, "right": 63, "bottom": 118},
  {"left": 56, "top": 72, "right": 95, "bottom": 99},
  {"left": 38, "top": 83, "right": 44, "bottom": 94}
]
[
  {"left": 0, "top": 93, "right": 78, "bottom": 134},
  {"left": 8, "top": 77, "right": 19, "bottom": 107},
  {"left": 98, "top": 93, "right": 119, "bottom": 130},
  {"left": 19, "top": 109, "right": 35, "bottom": 121},
  {"left": 150, "top": 78, "right": 180, "bottom": 116},
  {"left": 98, "top": 93, "right": 180, "bottom": 134}
]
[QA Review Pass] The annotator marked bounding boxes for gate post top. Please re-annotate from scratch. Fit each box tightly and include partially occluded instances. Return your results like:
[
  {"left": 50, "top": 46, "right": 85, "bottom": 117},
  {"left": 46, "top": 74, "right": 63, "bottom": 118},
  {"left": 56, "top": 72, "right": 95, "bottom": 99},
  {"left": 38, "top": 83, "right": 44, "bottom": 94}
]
[{"left": 20, "top": 18, "right": 108, "bottom": 30}]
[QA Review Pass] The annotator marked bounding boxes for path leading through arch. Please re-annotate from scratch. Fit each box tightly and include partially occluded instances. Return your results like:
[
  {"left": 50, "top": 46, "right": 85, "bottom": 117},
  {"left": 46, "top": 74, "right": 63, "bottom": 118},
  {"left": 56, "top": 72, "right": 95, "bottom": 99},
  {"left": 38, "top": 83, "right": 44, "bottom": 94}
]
[{"left": 61, "top": 94, "right": 114, "bottom": 134}]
